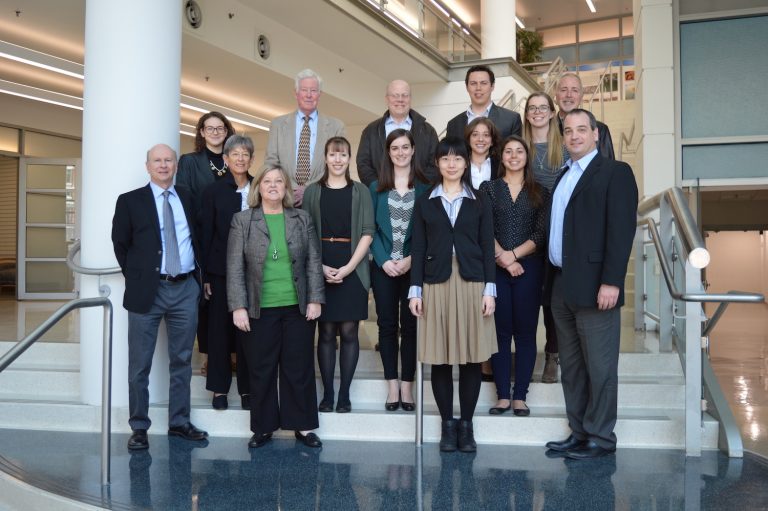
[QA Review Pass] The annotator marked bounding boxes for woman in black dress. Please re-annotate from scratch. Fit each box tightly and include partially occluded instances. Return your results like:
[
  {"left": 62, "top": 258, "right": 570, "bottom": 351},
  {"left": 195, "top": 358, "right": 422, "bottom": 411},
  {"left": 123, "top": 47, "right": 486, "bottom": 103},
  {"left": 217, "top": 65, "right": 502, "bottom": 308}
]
[{"left": 303, "top": 137, "right": 375, "bottom": 413}]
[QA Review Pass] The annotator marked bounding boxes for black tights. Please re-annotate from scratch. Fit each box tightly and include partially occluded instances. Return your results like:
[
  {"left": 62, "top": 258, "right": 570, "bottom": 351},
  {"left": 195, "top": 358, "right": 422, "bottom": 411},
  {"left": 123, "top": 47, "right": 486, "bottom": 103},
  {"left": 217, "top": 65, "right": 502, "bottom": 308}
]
[
  {"left": 430, "top": 363, "right": 482, "bottom": 421},
  {"left": 317, "top": 321, "right": 360, "bottom": 404}
]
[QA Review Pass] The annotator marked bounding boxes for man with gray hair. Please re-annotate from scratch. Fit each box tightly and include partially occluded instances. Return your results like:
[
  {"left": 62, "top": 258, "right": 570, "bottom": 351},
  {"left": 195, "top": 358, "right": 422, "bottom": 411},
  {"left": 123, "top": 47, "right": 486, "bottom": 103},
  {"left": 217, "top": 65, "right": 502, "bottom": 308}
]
[
  {"left": 264, "top": 68, "right": 345, "bottom": 206},
  {"left": 555, "top": 73, "right": 615, "bottom": 160}
]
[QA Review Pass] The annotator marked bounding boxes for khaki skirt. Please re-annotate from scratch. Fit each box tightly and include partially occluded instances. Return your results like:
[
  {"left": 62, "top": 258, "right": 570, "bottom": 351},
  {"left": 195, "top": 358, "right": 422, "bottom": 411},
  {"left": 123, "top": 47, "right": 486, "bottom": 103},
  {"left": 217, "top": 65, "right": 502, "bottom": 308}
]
[{"left": 417, "top": 258, "right": 497, "bottom": 365}]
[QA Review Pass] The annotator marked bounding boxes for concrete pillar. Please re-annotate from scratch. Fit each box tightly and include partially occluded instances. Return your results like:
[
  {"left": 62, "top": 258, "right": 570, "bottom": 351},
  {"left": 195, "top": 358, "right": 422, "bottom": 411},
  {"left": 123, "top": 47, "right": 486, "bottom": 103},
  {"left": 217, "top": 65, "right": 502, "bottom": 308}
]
[
  {"left": 79, "top": 0, "right": 181, "bottom": 407},
  {"left": 481, "top": 0, "right": 516, "bottom": 60}
]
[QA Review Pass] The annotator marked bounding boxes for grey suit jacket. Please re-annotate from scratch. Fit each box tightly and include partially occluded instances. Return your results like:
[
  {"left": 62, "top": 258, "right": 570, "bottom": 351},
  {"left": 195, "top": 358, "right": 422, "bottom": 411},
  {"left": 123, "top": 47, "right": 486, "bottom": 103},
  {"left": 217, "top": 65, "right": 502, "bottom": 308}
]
[
  {"left": 263, "top": 111, "right": 345, "bottom": 187},
  {"left": 226, "top": 206, "right": 324, "bottom": 319}
]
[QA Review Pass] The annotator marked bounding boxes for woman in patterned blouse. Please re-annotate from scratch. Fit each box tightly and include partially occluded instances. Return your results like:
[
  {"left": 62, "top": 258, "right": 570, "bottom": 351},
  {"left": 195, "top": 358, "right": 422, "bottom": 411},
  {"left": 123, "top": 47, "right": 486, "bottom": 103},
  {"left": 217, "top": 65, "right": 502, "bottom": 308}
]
[
  {"left": 369, "top": 129, "right": 430, "bottom": 411},
  {"left": 479, "top": 135, "right": 549, "bottom": 417}
]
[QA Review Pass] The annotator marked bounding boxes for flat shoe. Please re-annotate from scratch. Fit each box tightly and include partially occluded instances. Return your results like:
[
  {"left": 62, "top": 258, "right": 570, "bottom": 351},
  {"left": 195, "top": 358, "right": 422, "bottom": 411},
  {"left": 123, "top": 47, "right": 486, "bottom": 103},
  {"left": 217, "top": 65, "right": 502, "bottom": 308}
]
[
  {"left": 248, "top": 432, "right": 272, "bottom": 448},
  {"left": 564, "top": 440, "right": 615, "bottom": 459},
  {"left": 212, "top": 394, "right": 228, "bottom": 410},
  {"left": 318, "top": 399, "right": 334, "bottom": 413},
  {"left": 335, "top": 401, "right": 351, "bottom": 413},
  {"left": 489, "top": 404, "right": 511, "bottom": 415},
  {"left": 513, "top": 404, "right": 530, "bottom": 417},
  {"left": 294, "top": 431, "right": 322, "bottom": 448},
  {"left": 545, "top": 435, "right": 586, "bottom": 452}
]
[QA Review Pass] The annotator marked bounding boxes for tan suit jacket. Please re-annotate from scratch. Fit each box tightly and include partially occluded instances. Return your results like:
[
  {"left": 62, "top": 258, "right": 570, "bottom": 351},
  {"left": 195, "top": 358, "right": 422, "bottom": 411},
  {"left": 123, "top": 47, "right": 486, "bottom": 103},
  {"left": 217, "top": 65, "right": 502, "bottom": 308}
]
[{"left": 264, "top": 111, "right": 345, "bottom": 187}]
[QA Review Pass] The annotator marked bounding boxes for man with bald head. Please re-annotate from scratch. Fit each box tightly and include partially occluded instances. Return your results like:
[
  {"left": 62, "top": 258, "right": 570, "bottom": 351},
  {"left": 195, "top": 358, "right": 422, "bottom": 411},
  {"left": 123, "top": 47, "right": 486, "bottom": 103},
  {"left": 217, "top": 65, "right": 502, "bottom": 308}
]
[
  {"left": 357, "top": 79, "right": 439, "bottom": 186},
  {"left": 555, "top": 73, "right": 615, "bottom": 160},
  {"left": 112, "top": 144, "right": 208, "bottom": 451}
]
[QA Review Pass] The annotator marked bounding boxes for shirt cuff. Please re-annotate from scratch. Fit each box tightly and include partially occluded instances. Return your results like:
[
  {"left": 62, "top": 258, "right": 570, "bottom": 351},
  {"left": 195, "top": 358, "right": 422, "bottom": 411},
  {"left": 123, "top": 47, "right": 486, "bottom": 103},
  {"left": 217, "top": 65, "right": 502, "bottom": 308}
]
[
  {"left": 483, "top": 283, "right": 497, "bottom": 297},
  {"left": 407, "top": 285, "right": 422, "bottom": 299}
]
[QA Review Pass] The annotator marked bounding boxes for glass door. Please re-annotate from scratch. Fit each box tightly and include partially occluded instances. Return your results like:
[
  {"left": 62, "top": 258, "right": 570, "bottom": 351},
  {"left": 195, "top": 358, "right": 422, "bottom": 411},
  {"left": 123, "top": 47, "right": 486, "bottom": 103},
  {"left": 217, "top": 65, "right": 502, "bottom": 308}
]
[{"left": 17, "top": 158, "right": 80, "bottom": 299}]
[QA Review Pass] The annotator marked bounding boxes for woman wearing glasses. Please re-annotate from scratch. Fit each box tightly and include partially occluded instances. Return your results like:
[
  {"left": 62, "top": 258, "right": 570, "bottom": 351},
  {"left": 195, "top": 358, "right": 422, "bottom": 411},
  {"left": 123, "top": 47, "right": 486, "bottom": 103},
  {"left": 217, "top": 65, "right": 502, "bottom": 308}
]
[
  {"left": 522, "top": 93, "right": 567, "bottom": 384},
  {"left": 177, "top": 111, "right": 235, "bottom": 376}
]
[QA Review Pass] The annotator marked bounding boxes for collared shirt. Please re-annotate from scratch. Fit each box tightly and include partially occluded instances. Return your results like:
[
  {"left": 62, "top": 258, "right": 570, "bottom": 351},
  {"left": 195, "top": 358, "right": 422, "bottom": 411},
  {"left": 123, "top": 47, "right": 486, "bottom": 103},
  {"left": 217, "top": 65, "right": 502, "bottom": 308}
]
[
  {"left": 384, "top": 114, "right": 413, "bottom": 137},
  {"left": 408, "top": 183, "right": 496, "bottom": 298},
  {"left": 294, "top": 109, "right": 318, "bottom": 165},
  {"left": 149, "top": 181, "right": 195, "bottom": 274},
  {"left": 470, "top": 157, "right": 492, "bottom": 189},
  {"left": 465, "top": 102, "right": 493, "bottom": 124},
  {"left": 548, "top": 148, "right": 598, "bottom": 268},
  {"left": 236, "top": 183, "right": 250, "bottom": 212}
]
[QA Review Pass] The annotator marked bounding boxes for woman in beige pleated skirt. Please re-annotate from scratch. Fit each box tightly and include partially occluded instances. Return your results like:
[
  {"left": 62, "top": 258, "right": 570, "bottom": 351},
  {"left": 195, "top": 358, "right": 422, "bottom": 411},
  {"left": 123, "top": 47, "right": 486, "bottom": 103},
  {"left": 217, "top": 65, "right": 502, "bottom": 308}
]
[{"left": 408, "top": 137, "right": 497, "bottom": 453}]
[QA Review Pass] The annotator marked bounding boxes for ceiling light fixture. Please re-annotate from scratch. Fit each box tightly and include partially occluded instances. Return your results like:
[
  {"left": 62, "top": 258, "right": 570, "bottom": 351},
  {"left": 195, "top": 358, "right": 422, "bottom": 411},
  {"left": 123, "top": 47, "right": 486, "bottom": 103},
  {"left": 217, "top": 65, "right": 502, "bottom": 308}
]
[
  {"left": 180, "top": 98, "right": 270, "bottom": 131},
  {"left": 429, "top": 0, "right": 450, "bottom": 18},
  {"left": 0, "top": 79, "right": 82, "bottom": 110},
  {"left": 0, "top": 41, "right": 84, "bottom": 79},
  {"left": 515, "top": 17, "right": 525, "bottom": 29},
  {"left": 585, "top": 0, "right": 597, "bottom": 13}
]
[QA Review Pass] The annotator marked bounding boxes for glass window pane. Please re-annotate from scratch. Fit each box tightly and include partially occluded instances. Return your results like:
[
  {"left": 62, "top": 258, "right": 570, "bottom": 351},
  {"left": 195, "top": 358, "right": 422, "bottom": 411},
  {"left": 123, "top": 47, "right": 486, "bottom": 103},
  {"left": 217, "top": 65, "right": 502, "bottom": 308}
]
[
  {"left": 622, "top": 37, "right": 634, "bottom": 56},
  {"left": 681, "top": 16, "right": 768, "bottom": 138},
  {"left": 682, "top": 143, "right": 768, "bottom": 180},
  {"left": 579, "top": 19, "right": 619, "bottom": 42},
  {"left": 541, "top": 45, "right": 576, "bottom": 64},
  {"left": 540, "top": 25, "right": 576, "bottom": 47},
  {"left": 0, "top": 126, "right": 19, "bottom": 153},
  {"left": 26, "top": 226, "right": 69, "bottom": 258},
  {"left": 25, "top": 261, "right": 74, "bottom": 293},
  {"left": 622, "top": 16, "right": 634, "bottom": 36},
  {"left": 579, "top": 40, "right": 620, "bottom": 62},
  {"left": 26, "top": 164, "right": 69, "bottom": 189},
  {"left": 23, "top": 132, "right": 81, "bottom": 158},
  {"left": 26, "top": 192, "right": 66, "bottom": 223}
]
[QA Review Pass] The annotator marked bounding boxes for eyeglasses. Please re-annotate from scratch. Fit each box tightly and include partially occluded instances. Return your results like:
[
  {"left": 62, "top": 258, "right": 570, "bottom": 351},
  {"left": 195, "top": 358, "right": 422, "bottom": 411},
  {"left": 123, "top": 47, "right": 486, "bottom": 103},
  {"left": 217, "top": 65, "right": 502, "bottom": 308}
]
[
  {"left": 227, "top": 151, "right": 251, "bottom": 160},
  {"left": 204, "top": 126, "right": 227, "bottom": 134},
  {"left": 526, "top": 105, "right": 551, "bottom": 113}
]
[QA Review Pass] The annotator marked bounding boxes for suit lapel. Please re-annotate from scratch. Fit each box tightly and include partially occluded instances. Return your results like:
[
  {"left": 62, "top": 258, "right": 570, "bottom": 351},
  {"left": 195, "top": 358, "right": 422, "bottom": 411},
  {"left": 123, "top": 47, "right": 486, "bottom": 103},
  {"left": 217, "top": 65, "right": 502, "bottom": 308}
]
[
  {"left": 312, "top": 114, "right": 327, "bottom": 169},
  {"left": 141, "top": 185, "right": 162, "bottom": 244},
  {"left": 286, "top": 114, "right": 297, "bottom": 170},
  {"left": 250, "top": 208, "right": 269, "bottom": 237},
  {"left": 569, "top": 153, "right": 602, "bottom": 202},
  {"left": 284, "top": 208, "right": 301, "bottom": 246}
]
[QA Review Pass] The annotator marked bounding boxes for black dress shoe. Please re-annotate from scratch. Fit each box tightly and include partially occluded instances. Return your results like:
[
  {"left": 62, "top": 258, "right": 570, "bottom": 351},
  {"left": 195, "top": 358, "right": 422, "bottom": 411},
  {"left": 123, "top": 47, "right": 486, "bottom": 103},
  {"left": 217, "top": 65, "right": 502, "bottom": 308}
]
[
  {"left": 385, "top": 397, "right": 400, "bottom": 411},
  {"left": 564, "top": 440, "right": 615, "bottom": 460},
  {"left": 212, "top": 394, "right": 228, "bottom": 410},
  {"left": 513, "top": 403, "right": 530, "bottom": 417},
  {"left": 335, "top": 400, "right": 351, "bottom": 413},
  {"left": 241, "top": 395, "right": 250, "bottom": 410},
  {"left": 294, "top": 431, "right": 323, "bottom": 448},
  {"left": 128, "top": 429, "right": 148, "bottom": 450},
  {"left": 248, "top": 432, "right": 272, "bottom": 448},
  {"left": 318, "top": 399, "right": 334, "bottom": 413},
  {"left": 489, "top": 404, "right": 511, "bottom": 415},
  {"left": 168, "top": 422, "right": 208, "bottom": 441},
  {"left": 400, "top": 400, "right": 415, "bottom": 412},
  {"left": 481, "top": 373, "right": 494, "bottom": 382},
  {"left": 457, "top": 420, "right": 477, "bottom": 453},
  {"left": 439, "top": 419, "right": 458, "bottom": 452},
  {"left": 545, "top": 435, "right": 586, "bottom": 452}
]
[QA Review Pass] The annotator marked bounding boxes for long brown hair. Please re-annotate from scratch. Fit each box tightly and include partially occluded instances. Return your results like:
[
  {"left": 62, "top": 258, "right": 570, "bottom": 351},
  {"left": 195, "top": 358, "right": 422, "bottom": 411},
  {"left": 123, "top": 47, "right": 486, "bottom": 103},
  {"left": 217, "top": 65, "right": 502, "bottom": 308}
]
[
  {"left": 500, "top": 135, "right": 543, "bottom": 209},
  {"left": 194, "top": 111, "right": 235, "bottom": 153},
  {"left": 523, "top": 92, "right": 563, "bottom": 171},
  {"left": 464, "top": 117, "right": 500, "bottom": 163},
  {"left": 319, "top": 136, "right": 353, "bottom": 187},
  {"left": 376, "top": 129, "right": 428, "bottom": 192}
]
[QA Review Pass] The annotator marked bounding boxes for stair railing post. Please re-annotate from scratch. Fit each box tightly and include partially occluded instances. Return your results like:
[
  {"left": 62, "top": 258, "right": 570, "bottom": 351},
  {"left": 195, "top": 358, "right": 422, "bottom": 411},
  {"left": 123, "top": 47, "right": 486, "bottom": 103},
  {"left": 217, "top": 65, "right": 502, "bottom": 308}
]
[
  {"left": 415, "top": 318, "right": 424, "bottom": 447},
  {"left": 684, "top": 261, "right": 703, "bottom": 456},
  {"left": 101, "top": 300, "right": 113, "bottom": 486},
  {"left": 659, "top": 197, "right": 674, "bottom": 352}
]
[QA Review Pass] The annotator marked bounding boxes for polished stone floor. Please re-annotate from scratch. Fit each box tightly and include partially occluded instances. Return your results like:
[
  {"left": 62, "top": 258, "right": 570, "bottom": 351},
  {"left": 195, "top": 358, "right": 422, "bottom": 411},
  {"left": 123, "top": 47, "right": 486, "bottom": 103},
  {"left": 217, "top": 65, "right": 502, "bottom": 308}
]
[{"left": 0, "top": 429, "right": 767, "bottom": 511}]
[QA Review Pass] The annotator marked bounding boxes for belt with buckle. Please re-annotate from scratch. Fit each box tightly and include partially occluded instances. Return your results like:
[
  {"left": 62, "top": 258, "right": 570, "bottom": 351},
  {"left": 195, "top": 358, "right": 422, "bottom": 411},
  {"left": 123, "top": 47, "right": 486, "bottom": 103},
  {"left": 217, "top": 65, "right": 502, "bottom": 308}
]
[
  {"left": 320, "top": 237, "right": 351, "bottom": 242},
  {"left": 159, "top": 271, "right": 191, "bottom": 282}
]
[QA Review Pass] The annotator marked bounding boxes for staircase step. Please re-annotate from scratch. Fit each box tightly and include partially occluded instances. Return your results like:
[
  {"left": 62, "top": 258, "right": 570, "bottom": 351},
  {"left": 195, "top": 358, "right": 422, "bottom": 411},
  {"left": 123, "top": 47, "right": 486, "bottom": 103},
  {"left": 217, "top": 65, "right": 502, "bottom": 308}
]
[
  {"left": 0, "top": 368, "right": 79, "bottom": 399},
  {"left": 0, "top": 341, "right": 79, "bottom": 368}
]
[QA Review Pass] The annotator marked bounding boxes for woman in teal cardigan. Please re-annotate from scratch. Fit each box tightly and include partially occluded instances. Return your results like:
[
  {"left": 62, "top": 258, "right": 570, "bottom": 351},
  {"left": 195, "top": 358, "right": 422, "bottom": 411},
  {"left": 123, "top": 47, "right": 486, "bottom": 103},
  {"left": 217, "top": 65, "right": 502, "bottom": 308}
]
[
  {"left": 369, "top": 129, "right": 430, "bottom": 411},
  {"left": 303, "top": 137, "right": 374, "bottom": 413}
]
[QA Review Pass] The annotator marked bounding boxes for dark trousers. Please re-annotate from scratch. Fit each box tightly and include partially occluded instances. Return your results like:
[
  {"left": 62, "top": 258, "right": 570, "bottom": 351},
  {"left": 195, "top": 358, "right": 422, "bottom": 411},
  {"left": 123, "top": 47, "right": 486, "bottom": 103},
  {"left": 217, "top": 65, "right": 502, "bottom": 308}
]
[
  {"left": 205, "top": 274, "right": 249, "bottom": 395},
  {"left": 241, "top": 305, "right": 319, "bottom": 436},
  {"left": 491, "top": 258, "right": 543, "bottom": 401},
  {"left": 543, "top": 306, "right": 558, "bottom": 353},
  {"left": 371, "top": 262, "right": 417, "bottom": 381},
  {"left": 550, "top": 272, "right": 620, "bottom": 449},
  {"left": 127, "top": 277, "right": 199, "bottom": 431}
]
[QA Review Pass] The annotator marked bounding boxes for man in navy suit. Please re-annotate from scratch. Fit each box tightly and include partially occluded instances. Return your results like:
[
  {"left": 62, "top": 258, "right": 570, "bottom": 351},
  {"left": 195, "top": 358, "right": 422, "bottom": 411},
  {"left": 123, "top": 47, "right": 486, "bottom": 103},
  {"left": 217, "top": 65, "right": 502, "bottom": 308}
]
[
  {"left": 543, "top": 109, "right": 638, "bottom": 459},
  {"left": 112, "top": 143, "right": 208, "bottom": 450},
  {"left": 445, "top": 64, "right": 522, "bottom": 141}
]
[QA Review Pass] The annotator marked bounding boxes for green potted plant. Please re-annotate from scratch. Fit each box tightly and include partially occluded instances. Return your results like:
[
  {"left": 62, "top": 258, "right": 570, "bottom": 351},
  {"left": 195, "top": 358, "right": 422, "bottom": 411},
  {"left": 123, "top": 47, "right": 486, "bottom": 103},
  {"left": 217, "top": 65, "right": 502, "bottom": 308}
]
[{"left": 517, "top": 29, "right": 544, "bottom": 64}]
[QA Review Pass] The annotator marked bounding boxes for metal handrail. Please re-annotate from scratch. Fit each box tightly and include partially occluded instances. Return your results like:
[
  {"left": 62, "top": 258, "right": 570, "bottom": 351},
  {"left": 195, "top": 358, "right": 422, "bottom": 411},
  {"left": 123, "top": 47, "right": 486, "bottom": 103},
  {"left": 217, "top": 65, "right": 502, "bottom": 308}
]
[
  {"left": 67, "top": 240, "right": 121, "bottom": 275},
  {"left": 619, "top": 121, "right": 636, "bottom": 160},
  {"left": 0, "top": 297, "right": 113, "bottom": 486}
]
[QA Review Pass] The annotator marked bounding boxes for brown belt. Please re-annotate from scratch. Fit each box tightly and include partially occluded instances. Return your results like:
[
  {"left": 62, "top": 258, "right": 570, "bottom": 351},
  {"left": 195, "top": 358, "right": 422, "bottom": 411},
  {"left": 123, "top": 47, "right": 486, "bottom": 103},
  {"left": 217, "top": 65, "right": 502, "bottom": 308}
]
[{"left": 320, "top": 237, "right": 351, "bottom": 242}]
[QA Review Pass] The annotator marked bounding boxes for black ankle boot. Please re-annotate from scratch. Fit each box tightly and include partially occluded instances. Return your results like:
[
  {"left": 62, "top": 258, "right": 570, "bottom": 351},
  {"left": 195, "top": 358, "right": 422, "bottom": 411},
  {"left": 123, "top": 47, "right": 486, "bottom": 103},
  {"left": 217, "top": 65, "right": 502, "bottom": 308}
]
[
  {"left": 457, "top": 419, "right": 476, "bottom": 452},
  {"left": 439, "top": 419, "right": 458, "bottom": 452}
]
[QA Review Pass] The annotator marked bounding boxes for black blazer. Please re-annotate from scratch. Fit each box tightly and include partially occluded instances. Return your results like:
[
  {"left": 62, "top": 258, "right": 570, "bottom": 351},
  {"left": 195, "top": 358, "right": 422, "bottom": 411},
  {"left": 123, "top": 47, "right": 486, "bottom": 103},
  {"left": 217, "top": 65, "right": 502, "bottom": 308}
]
[
  {"left": 410, "top": 188, "right": 495, "bottom": 287},
  {"left": 200, "top": 173, "right": 252, "bottom": 279},
  {"left": 112, "top": 184, "right": 200, "bottom": 313},
  {"left": 543, "top": 153, "right": 638, "bottom": 308},
  {"left": 446, "top": 103, "right": 522, "bottom": 141},
  {"left": 176, "top": 151, "right": 214, "bottom": 224}
]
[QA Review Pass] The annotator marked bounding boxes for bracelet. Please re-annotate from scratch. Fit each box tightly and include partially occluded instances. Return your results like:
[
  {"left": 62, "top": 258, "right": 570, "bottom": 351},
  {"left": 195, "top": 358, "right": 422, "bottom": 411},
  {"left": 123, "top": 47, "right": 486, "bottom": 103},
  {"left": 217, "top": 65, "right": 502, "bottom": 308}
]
[{"left": 511, "top": 249, "right": 518, "bottom": 261}]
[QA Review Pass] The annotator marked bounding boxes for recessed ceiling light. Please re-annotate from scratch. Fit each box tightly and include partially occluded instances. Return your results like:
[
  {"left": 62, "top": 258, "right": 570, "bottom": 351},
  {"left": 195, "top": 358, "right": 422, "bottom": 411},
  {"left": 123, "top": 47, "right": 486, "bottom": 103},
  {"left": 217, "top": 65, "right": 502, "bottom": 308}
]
[{"left": 586, "top": 0, "right": 597, "bottom": 13}]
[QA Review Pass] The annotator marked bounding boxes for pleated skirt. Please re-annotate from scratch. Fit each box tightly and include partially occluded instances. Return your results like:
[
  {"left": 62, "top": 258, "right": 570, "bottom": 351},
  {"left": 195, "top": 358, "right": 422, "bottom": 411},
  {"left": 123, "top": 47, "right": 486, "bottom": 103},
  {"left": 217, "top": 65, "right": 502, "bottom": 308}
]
[{"left": 417, "top": 258, "right": 497, "bottom": 365}]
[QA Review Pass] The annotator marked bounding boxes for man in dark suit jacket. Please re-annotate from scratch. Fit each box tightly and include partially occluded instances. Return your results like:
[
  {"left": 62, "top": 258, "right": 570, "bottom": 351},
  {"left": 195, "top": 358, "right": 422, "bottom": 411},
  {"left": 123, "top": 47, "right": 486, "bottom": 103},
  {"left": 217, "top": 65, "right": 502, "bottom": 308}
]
[
  {"left": 112, "top": 143, "right": 208, "bottom": 451},
  {"left": 543, "top": 109, "right": 638, "bottom": 459},
  {"left": 445, "top": 65, "right": 522, "bottom": 141},
  {"left": 555, "top": 73, "right": 616, "bottom": 160}
]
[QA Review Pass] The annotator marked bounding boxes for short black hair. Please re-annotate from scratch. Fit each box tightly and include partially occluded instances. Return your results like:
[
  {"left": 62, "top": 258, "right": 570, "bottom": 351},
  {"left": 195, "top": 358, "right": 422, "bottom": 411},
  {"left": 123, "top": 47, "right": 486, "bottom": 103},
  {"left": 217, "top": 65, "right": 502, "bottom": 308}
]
[
  {"left": 563, "top": 108, "right": 597, "bottom": 130},
  {"left": 465, "top": 65, "right": 495, "bottom": 86}
]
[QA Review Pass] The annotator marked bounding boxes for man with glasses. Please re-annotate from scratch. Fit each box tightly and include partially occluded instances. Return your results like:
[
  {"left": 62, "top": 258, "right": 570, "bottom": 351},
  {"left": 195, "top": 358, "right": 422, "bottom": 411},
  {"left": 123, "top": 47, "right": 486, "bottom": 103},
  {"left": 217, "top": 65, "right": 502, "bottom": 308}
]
[
  {"left": 357, "top": 79, "right": 439, "bottom": 186},
  {"left": 445, "top": 64, "right": 522, "bottom": 142},
  {"left": 555, "top": 73, "right": 615, "bottom": 160},
  {"left": 264, "top": 68, "right": 345, "bottom": 206}
]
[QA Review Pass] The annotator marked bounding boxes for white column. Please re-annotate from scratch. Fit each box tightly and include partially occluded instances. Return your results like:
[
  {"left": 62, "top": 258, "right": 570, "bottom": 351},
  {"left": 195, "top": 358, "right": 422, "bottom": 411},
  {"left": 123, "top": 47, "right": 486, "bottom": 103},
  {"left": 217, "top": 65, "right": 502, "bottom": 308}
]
[
  {"left": 79, "top": 0, "right": 181, "bottom": 407},
  {"left": 481, "top": 0, "right": 516, "bottom": 60}
]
